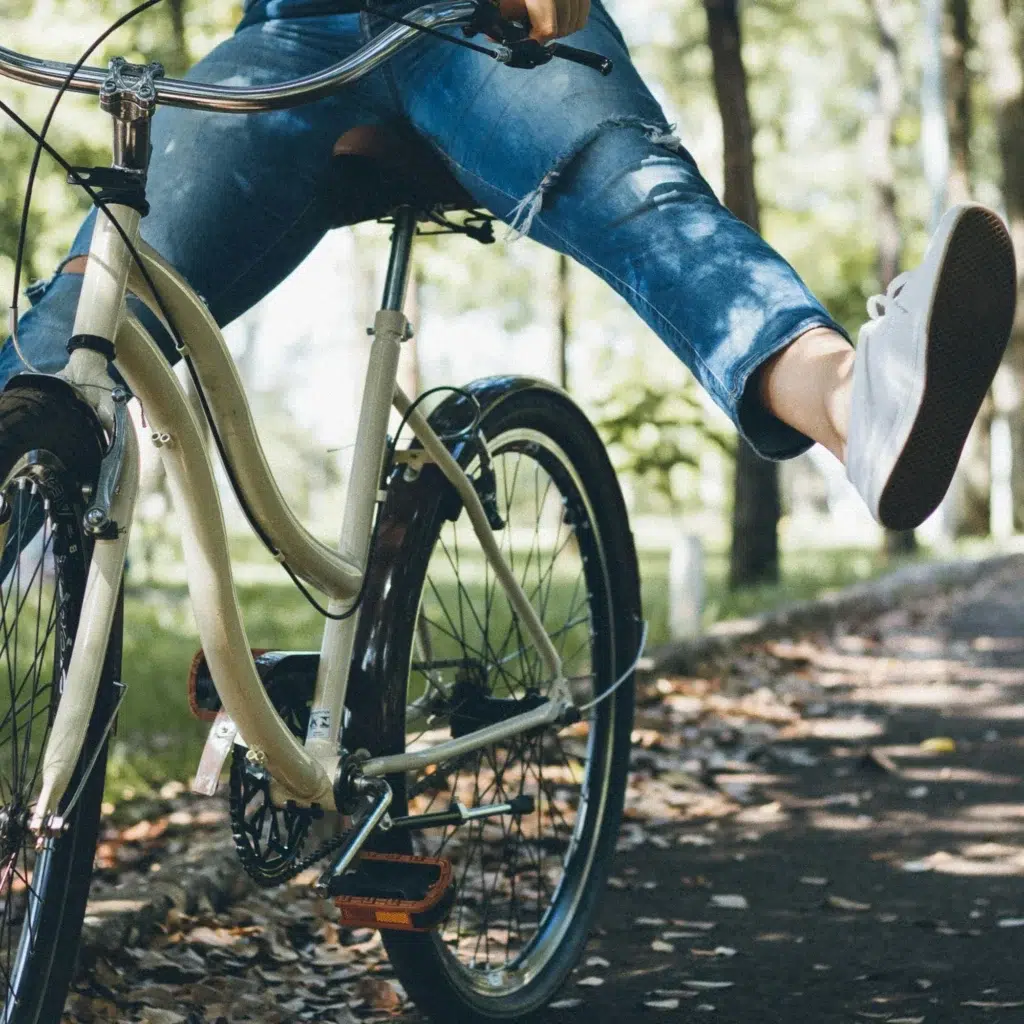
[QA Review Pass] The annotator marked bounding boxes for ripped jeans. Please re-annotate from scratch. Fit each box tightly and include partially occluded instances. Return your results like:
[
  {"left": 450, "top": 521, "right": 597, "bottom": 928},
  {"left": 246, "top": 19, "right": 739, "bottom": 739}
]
[{"left": 2, "top": 0, "right": 848, "bottom": 458}]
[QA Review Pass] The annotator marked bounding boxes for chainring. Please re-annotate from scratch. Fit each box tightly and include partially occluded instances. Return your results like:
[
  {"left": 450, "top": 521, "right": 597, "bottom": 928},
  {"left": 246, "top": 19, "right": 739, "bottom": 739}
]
[{"left": 227, "top": 688, "right": 341, "bottom": 887}]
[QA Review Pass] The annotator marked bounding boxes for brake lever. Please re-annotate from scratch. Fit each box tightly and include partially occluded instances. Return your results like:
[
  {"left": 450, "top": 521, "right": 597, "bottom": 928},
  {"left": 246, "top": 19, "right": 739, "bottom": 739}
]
[
  {"left": 545, "top": 42, "right": 613, "bottom": 76},
  {"left": 464, "top": 1, "right": 613, "bottom": 76}
]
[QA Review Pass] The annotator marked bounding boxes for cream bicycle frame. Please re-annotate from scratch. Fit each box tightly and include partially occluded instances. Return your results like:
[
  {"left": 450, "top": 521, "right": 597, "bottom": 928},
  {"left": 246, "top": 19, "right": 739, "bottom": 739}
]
[
  {"left": 30, "top": 201, "right": 572, "bottom": 822},
  {"left": 2, "top": 2, "right": 576, "bottom": 826}
]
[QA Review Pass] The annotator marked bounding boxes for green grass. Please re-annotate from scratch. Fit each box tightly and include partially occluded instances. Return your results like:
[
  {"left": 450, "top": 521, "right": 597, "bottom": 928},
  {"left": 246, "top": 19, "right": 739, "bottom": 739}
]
[{"left": 105, "top": 544, "right": 920, "bottom": 798}]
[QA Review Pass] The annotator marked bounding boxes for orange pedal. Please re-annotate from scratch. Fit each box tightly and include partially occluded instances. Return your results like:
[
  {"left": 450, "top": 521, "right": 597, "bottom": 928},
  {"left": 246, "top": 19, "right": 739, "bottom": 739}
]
[{"left": 333, "top": 852, "right": 455, "bottom": 933}]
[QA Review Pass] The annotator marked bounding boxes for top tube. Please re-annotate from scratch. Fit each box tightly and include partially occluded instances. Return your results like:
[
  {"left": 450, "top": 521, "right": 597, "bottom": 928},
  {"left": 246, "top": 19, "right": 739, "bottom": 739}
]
[{"left": 0, "top": 1, "right": 479, "bottom": 113}]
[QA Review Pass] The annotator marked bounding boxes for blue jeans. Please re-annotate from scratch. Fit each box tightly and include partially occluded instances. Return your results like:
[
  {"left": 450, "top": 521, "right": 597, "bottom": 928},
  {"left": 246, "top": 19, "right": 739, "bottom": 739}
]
[{"left": 2, "top": 0, "right": 847, "bottom": 458}]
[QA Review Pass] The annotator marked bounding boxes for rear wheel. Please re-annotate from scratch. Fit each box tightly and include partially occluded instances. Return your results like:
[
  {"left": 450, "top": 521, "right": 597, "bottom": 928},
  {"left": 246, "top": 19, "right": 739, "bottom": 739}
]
[
  {"left": 351, "top": 382, "right": 641, "bottom": 1022},
  {"left": 0, "top": 384, "right": 118, "bottom": 1024}
]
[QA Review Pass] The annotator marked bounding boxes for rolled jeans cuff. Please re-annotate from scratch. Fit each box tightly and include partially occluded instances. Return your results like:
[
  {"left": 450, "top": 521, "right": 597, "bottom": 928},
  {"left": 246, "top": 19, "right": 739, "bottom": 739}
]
[{"left": 731, "top": 312, "right": 852, "bottom": 462}]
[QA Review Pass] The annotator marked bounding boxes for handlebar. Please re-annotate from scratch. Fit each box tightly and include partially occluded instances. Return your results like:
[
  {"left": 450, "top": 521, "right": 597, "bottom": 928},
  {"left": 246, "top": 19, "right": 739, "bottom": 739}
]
[{"left": 0, "top": 1, "right": 612, "bottom": 115}]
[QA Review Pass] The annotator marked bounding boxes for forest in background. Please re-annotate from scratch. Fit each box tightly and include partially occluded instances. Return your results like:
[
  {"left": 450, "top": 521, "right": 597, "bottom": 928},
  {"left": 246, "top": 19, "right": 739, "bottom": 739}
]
[{"left": 0, "top": 0, "right": 1022, "bottom": 591}]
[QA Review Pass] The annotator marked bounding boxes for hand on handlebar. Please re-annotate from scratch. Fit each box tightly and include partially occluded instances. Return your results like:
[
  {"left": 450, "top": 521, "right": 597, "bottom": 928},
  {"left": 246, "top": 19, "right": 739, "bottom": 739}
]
[
  {"left": 469, "top": 0, "right": 611, "bottom": 75},
  {"left": 499, "top": 0, "right": 590, "bottom": 42}
]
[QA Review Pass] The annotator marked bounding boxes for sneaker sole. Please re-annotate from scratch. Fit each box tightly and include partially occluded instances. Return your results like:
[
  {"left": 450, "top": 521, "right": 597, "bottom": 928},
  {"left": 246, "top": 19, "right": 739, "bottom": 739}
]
[{"left": 877, "top": 207, "right": 1017, "bottom": 531}]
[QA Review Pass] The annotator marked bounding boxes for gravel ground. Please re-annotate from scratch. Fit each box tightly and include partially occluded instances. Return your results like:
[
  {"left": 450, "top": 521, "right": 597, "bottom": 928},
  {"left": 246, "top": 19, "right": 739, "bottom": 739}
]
[{"left": 63, "top": 557, "right": 1024, "bottom": 1024}]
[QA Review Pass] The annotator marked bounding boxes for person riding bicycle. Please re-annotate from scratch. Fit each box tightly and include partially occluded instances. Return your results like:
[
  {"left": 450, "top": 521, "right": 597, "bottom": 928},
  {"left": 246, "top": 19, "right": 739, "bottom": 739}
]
[{"left": 2, "top": 0, "right": 1017, "bottom": 530}]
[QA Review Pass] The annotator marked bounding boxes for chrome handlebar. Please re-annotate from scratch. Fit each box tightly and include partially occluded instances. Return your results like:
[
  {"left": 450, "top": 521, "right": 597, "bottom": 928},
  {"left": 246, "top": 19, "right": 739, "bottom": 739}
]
[{"left": 0, "top": 1, "right": 480, "bottom": 113}]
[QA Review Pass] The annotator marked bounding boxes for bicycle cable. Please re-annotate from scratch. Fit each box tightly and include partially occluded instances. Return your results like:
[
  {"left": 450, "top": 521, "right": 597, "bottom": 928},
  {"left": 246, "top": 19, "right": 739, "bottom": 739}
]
[
  {"left": 285, "top": 384, "right": 482, "bottom": 621},
  {"left": 0, "top": 81, "right": 341, "bottom": 620},
  {"left": 575, "top": 619, "right": 649, "bottom": 714},
  {"left": 362, "top": 1, "right": 508, "bottom": 60},
  {"left": 0, "top": 0, "right": 521, "bottom": 625},
  {"left": 7, "top": 0, "right": 165, "bottom": 373}
]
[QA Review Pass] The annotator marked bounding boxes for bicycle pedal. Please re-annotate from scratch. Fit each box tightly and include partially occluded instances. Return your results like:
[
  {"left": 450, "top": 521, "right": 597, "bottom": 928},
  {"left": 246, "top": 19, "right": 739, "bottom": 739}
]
[
  {"left": 187, "top": 648, "right": 317, "bottom": 721},
  {"left": 331, "top": 852, "right": 455, "bottom": 932}
]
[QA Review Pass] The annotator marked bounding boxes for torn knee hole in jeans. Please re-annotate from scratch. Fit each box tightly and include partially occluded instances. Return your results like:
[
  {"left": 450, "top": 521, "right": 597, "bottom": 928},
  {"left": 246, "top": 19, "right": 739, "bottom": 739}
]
[
  {"left": 506, "top": 118, "right": 686, "bottom": 239},
  {"left": 24, "top": 255, "right": 89, "bottom": 307}
]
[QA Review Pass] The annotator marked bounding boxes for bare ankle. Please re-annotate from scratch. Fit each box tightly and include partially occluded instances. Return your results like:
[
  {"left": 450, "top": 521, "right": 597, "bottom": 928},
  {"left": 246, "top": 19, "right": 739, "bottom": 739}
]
[{"left": 759, "top": 327, "right": 854, "bottom": 463}]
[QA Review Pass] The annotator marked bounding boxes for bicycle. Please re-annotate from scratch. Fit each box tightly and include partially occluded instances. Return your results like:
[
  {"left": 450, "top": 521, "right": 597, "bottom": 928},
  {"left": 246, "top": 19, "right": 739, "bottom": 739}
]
[{"left": 0, "top": 3, "right": 643, "bottom": 1020}]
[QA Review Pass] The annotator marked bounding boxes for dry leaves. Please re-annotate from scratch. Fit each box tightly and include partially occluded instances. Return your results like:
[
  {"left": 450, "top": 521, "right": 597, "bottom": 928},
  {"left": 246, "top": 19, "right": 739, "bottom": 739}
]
[
  {"left": 710, "top": 894, "right": 748, "bottom": 910},
  {"left": 826, "top": 895, "right": 871, "bottom": 912}
]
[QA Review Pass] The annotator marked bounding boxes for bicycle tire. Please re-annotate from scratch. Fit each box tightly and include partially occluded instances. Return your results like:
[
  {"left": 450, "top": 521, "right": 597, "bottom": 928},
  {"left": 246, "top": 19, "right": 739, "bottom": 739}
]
[
  {"left": 347, "top": 379, "right": 641, "bottom": 1023},
  {"left": 0, "top": 383, "right": 120, "bottom": 1024}
]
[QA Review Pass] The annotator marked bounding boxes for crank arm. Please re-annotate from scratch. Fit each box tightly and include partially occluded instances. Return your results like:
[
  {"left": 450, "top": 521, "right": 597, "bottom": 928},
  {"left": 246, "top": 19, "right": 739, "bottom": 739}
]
[
  {"left": 313, "top": 777, "right": 392, "bottom": 898},
  {"left": 387, "top": 794, "right": 535, "bottom": 832}
]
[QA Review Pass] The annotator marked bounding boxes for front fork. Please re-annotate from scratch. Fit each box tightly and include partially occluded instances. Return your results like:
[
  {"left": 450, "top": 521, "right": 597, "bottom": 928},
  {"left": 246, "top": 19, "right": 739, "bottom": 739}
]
[
  {"left": 27, "top": 205, "right": 142, "bottom": 834},
  {"left": 26, "top": 60, "right": 161, "bottom": 832}
]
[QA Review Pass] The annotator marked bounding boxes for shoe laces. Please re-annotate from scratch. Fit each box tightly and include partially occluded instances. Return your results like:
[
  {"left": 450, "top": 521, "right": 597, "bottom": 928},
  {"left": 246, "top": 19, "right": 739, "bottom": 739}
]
[{"left": 865, "top": 270, "right": 912, "bottom": 321}]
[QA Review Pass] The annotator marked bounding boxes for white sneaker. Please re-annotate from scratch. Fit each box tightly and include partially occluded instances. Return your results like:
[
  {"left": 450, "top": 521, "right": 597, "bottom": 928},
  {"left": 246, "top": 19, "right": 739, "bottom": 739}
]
[{"left": 846, "top": 203, "right": 1017, "bottom": 530}]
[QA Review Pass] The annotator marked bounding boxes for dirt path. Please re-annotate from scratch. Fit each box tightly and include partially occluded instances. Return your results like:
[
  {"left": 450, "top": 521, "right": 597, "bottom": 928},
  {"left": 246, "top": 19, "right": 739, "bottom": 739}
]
[{"left": 65, "top": 560, "right": 1024, "bottom": 1023}]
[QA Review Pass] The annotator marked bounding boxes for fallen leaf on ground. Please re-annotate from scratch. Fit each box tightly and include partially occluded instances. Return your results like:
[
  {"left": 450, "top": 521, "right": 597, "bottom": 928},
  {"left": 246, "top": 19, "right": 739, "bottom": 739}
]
[
  {"left": 826, "top": 895, "right": 871, "bottom": 912},
  {"left": 586, "top": 956, "right": 611, "bottom": 968},
  {"left": 353, "top": 977, "right": 402, "bottom": 1011},
  {"left": 577, "top": 976, "right": 605, "bottom": 987},
  {"left": 651, "top": 940, "right": 675, "bottom": 953},
  {"left": 550, "top": 999, "right": 584, "bottom": 1009},
  {"left": 710, "top": 894, "right": 748, "bottom": 910},
  {"left": 902, "top": 860, "right": 933, "bottom": 873},
  {"left": 684, "top": 980, "right": 734, "bottom": 990},
  {"left": 138, "top": 1011, "right": 185, "bottom": 1024},
  {"left": 183, "top": 926, "right": 242, "bottom": 948},
  {"left": 678, "top": 835, "right": 715, "bottom": 847},
  {"left": 962, "top": 1000, "right": 1024, "bottom": 1008},
  {"left": 644, "top": 998, "right": 680, "bottom": 1010}
]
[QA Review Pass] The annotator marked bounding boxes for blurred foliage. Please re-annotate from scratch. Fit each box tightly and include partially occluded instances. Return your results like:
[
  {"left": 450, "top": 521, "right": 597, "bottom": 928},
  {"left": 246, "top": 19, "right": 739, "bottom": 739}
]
[
  {"left": 595, "top": 380, "right": 733, "bottom": 503},
  {"left": 0, "top": 0, "right": 241, "bottom": 293},
  {"left": 109, "top": 541, "right": 919, "bottom": 790},
  {"left": 0, "top": 0, "right": 1015, "bottom": 524}
]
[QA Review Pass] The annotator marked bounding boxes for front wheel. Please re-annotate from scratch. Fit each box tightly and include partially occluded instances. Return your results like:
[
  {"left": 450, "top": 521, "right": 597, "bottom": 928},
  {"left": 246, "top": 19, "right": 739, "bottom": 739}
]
[
  {"left": 349, "top": 380, "right": 641, "bottom": 1023},
  {"left": 0, "top": 383, "right": 119, "bottom": 1024}
]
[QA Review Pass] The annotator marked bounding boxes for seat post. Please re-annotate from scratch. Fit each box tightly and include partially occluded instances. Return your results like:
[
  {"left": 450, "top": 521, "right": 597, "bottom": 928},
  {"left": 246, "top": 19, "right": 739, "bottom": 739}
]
[{"left": 381, "top": 206, "right": 418, "bottom": 313}]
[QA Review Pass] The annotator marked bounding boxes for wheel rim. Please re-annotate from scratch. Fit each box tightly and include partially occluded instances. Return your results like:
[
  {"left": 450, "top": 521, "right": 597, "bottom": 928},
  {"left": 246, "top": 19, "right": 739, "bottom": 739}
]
[
  {"left": 0, "top": 456, "right": 76, "bottom": 1012},
  {"left": 400, "top": 427, "right": 617, "bottom": 998}
]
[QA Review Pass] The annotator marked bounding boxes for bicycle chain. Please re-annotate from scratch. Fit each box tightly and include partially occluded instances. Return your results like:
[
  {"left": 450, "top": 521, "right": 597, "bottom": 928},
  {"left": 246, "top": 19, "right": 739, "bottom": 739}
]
[{"left": 228, "top": 751, "right": 351, "bottom": 888}]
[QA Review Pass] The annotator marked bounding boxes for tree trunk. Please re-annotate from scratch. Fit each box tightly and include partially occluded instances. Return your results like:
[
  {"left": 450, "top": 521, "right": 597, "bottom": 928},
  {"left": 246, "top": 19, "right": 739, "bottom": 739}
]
[
  {"left": 167, "top": 0, "right": 190, "bottom": 75},
  {"left": 947, "top": 0, "right": 972, "bottom": 205},
  {"left": 704, "top": 0, "right": 780, "bottom": 588},
  {"left": 945, "top": 0, "right": 993, "bottom": 536},
  {"left": 866, "top": 0, "right": 919, "bottom": 556},
  {"left": 556, "top": 253, "right": 570, "bottom": 391},
  {"left": 979, "top": 0, "right": 1024, "bottom": 527}
]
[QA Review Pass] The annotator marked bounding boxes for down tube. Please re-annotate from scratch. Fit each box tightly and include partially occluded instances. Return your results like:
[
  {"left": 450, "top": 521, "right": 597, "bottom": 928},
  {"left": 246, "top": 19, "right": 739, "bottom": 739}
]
[{"left": 114, "top": 315, "right": 334, "bottom": 806}]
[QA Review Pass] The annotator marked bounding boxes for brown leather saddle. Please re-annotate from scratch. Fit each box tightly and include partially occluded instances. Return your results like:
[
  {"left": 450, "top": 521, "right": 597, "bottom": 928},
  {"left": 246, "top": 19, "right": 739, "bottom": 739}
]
[{"left": 327, "top": 123, "right": 480, "bottom": 226}]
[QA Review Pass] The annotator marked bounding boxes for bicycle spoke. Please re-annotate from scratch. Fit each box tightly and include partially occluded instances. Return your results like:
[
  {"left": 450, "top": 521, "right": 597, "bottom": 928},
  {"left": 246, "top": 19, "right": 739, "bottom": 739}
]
[
  {"left": 403, "top": 429, "right": 618, "bottom": 986},
  {"left": 0, "top": 475, "right": 77, "bottom": 1011}
]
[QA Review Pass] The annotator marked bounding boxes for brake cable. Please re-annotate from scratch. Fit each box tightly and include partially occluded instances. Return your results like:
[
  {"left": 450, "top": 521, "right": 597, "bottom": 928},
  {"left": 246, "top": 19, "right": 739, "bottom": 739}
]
[
  {"left": 362, "top": 0, "right": 511, "bottom": 60},
  {"left": 365, "top": 0, "right": 613, "bottom": 75},
  {"left": 0, "top": 0, "right": 608, "bottom": 624}
]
